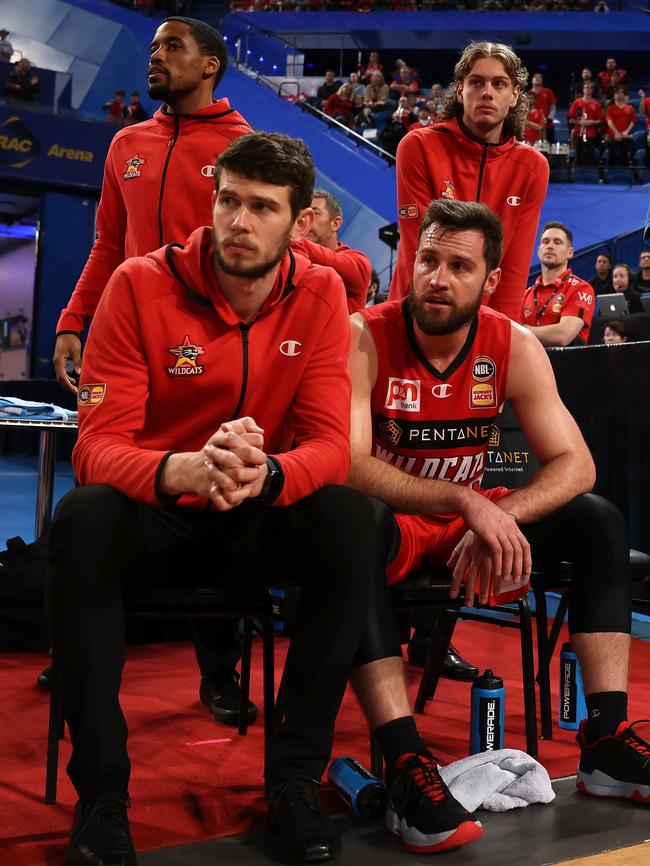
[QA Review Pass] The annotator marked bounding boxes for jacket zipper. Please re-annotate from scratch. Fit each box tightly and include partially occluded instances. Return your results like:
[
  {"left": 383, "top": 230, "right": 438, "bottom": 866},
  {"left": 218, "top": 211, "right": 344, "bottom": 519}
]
[
  {"left": 231, "top": 324, "right": 250, "bottom": 418},
  {"left": 158, "top": 115, "right": 180, "bottom": 247},
  {"left": 476, "top": 144, "right": 488, "bottom": 201}
]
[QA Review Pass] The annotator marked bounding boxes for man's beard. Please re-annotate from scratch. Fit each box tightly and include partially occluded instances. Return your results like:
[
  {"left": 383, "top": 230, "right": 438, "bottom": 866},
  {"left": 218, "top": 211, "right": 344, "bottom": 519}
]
[
  {"left": 409, "top": 285, "right": 484, "bottom": 336},
  {"left": 212, "top": 227, "right": 292, "bottom": 280}
]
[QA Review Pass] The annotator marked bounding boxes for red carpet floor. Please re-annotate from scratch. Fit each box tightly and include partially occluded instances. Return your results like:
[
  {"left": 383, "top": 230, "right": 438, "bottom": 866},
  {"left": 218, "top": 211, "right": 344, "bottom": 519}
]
[{"left": 2, "top": 619, "right": 650, "bottom": 866}]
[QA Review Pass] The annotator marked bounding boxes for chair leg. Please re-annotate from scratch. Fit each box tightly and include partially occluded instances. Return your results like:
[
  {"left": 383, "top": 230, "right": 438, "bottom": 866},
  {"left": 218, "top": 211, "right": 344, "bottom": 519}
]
[
  {"left": 45, "top": 671, "right": 63, "bottom": 804},
  {"left": 239, "top": 618, "right": 253, "bottom": 736},
  {"left": 546, "top": 592, "right": 571, "bottom": 662},
  {"left": 261, "top": 613, "right": 275, "bottom": 757},
  {"left": 533, "top": 583, "right": 553, "bottom": 740},
  {"left": 518, "top": 596, "right": 538, "bottom": 758},
  {"left": 414, "top": 609, "right": 456, "bottom": 714}
]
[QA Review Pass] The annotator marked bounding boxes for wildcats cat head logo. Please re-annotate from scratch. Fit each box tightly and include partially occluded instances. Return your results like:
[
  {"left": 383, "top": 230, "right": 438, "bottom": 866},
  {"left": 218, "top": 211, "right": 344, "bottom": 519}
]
[
  {"left": 124, "top": 154, "right": 146, "bottom": 179},
  {"left": 167, "top": 336, "right": 205, "bottom": 376},
  {"left": 441, "top": 179, "right": 455, "bottom": 200}
]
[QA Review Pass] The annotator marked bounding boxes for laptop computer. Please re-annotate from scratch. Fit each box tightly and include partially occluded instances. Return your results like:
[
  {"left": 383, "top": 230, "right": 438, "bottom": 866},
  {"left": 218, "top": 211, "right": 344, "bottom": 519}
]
[
  {"left": 598, "top": 294, "right": 628, "bottom": 318},
  {"left": 639, "top": 294, "right": 650, "bottom": 314}
]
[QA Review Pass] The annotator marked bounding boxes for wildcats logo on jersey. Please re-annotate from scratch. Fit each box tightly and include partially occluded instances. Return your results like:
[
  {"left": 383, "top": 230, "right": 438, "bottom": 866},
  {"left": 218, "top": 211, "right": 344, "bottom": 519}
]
[
  {"left": 384, "top": 377, "right": 421, "bottom": 412},
  {"left": 167, "top": 335, "right": 206, "bottom": 376},
  {"left": 441, "top": 179, "right": 455, "bottom": 200},
  {"left": 124, "top": 154, "right": 146, "bottom": 179}
]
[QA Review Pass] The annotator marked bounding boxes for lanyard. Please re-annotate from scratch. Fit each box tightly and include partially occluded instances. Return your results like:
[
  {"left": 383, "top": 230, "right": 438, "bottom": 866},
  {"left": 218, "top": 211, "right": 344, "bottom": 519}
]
[{"left": 533, "top": 272, "right": 571, "bottom": 321}]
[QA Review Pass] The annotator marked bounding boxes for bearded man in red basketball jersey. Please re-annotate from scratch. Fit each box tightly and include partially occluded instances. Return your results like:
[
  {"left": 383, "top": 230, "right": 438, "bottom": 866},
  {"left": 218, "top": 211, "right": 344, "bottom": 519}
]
[
  {"left": 389, "top": 42, "right": 549, "bottom": 322},
  {"left": 348, "top": 200, "right": 650, "bottom": 826}
]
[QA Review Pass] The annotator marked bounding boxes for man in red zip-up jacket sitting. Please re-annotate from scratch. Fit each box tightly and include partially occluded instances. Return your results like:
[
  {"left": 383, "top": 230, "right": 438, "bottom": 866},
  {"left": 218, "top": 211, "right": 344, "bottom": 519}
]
[
  {"left": 48, "top": 132, "right": 414, "bottom": 864},
  {"left": 389, "top": 41, "right": 549, "bottom": 322},
  {"left": 48, "top": 16, "right": 255, "bottom": 729}
]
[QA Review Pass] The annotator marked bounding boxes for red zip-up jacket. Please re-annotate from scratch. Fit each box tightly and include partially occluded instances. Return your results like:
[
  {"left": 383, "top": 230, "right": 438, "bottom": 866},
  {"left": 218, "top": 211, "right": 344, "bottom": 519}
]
[
  {"left": 73, "top": 227, "right": 351, "bottom": 509},
  {"left": 56, "top": 100, "right": 251, "bottom": 335},
  {"left": 291, "top": 238, "right": 371, "bottom": 313},
  {"left": 389, "top": 116, "right": 549, "bottom": 321}
]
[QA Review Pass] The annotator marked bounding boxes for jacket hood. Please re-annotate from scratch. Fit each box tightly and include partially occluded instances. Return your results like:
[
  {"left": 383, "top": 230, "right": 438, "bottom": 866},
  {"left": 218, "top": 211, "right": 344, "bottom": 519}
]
[
  {"left": 434, "top": 116, "right": 517, "bottom": 157},
  {"left": 153, "top": 98, "right": 251, "bottom": 132},
  {"left": 150, "top": 226, "right": 311, "bottom": 326}
]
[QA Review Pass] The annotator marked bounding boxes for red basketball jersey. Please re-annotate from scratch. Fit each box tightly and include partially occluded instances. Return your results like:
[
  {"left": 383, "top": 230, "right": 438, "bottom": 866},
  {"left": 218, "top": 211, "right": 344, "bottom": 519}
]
[{"left": 362, "top": 299, "right": 511, "bottom": 508}]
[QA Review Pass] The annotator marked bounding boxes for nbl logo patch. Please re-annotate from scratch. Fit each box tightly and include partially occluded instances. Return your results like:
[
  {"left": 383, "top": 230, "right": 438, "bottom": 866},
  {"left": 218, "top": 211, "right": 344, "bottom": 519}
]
[{"left": 78, "top": 383, "right": 106, "bottom": 407}]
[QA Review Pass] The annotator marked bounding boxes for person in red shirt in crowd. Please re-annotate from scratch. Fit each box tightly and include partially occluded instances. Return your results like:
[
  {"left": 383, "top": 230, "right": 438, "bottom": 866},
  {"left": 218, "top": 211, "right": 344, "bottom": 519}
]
[
  {"left": 638, "top": 87, "right": 650, "bottom": 167},
  {"left": 390, "top": 65, "right": 420, "bottom": 100},
  {"left": 391, "top": 41, "right": 549, "bottom": 322},
  {"left": 568, "top": 81, "right": 603, "bottom": 171},
  {"left": 524, "top": 90, "right": 546, "bottom": 144},
  {"left": 102, "top": 89, "right": 127, "bottom": 124},
  {"left": 522, "top": 222, "right": 595, "bottom": 346},
  {"left": 323, "top": 83, "right": 355, "bottom": 126},
  {"left": 124, "top": 90, "right": 147, "bottom": 124},
  {"left": 291, "top": 188, "right": 371, "bottom": 312},
  {"left": 530, "top": 72, "right": 557, "bottom": 144},
  {"left": 605, "top": 86, "right": 639, "bottom": 181},
  {"left": 598, "top": 57, "right": 627, "bottom": 96},
  {"left": 361, "top": 50, "right": 383, "bottom": 83}
]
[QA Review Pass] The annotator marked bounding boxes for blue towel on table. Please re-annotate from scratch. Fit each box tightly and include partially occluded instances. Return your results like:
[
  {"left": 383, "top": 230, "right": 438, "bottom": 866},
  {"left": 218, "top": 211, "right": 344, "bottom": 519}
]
[{"left": 0, "top": 396, "right": 78, "bottom": 422}]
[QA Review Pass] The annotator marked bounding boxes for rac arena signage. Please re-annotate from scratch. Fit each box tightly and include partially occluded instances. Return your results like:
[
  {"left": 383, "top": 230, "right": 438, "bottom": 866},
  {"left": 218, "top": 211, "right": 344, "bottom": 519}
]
[{"left": 0, "top": 108, "right": 114, "bottom": 192}]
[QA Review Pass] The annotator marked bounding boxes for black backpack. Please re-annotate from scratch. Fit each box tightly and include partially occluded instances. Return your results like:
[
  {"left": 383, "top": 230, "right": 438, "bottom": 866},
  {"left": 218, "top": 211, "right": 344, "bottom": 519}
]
[{"left": 0, "top": 535, "right": 49, "bottom": 650}]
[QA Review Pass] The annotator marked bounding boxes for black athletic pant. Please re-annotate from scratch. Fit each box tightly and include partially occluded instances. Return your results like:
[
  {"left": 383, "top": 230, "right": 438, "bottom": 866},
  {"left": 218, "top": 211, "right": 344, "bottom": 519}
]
[{"left": 46, "top": 484, "right": 400, "bottom": 799}]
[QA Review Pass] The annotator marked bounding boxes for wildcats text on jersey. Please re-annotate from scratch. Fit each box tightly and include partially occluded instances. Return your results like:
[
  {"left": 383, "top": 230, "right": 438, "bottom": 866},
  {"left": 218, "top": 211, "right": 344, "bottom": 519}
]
[{"left": 374, "top": 442, "right": 485, "bottom": 486}]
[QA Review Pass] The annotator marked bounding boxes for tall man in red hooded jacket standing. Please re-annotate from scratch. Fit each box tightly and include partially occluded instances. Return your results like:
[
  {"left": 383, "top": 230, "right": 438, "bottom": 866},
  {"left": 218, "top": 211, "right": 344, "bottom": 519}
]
[
  {"left": 49, "top": 16, "right": 255, "bottom": 727},
  {"left": 389, "top": 41, "right": 549, "bottom": 322}
]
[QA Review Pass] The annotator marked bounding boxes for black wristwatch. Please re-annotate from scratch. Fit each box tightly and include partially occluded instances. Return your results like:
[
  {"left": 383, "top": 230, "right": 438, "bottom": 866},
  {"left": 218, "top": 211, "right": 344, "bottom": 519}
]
[{"left": 255, "top": 456, "right": 283, "bottom": 504}]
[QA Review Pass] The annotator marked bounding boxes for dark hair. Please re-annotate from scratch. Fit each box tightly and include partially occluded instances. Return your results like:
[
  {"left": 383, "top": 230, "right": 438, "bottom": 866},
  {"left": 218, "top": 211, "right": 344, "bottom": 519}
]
[
  {"left": 370, "top": 268, "right": 380, "bottom": 287},
  {"left": 612, "top": 263, "right": 633, "bottom": 284},
  {"left": 541, "top": 221, "right": 573, "bottom": 245},
  {"left": 604, "top": 319, "right": 627, "bottom": 338},
  {"left": 116, "top": 90, "right": 126, "bottom": 97},
  {"left": 215, "top": 133, "right": 315, "bottom": 219},
  {"left": 162, "top": 17, "right": 228, "bottom": 88},
  {"left": 131, "top": 90, "right": 140, "bottom": 98},
  {"left": 440, "top": 41, "right": 528, "bottom": 139},
  {"left": 417, "top": 199, "right": 503, "bottom": 272},
  {"left": 312, "top": 188, "right": 342, "bottom": 220},
  {"left": 596, "top": 251, "right": 611, "bottom": 263}
]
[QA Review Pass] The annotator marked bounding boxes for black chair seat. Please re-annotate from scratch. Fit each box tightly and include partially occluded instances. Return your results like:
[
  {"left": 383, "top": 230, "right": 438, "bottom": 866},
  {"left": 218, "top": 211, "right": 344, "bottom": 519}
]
[{"left": 390, "top": 567, "right": 456, "bottom": 606}]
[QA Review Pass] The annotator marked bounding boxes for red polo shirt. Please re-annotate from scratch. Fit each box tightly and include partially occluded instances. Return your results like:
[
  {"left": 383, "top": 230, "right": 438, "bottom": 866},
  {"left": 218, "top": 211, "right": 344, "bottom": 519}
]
[
  {"left": 605, "top": 103, "right": 636, "bottom": 137},
  {"left": 521, "top": 268, "right": 595, "bottom": 344}
]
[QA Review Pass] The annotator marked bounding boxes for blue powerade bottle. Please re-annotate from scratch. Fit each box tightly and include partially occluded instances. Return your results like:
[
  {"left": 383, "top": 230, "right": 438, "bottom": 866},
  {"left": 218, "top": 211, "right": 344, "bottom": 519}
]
[
  {"left": 327, "top": 757, "right": 388, "bottom": 819},
  {"left": 559, "top": 642, "right": 587, "bottom": 730},
  {"left": 470, "top": 669, "right": 505, "bottom": 754}
]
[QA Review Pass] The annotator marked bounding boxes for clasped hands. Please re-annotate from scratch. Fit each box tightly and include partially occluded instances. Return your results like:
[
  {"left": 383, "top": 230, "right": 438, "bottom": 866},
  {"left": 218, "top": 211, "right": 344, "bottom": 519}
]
[{"left": 202, "top": 417, "right": 268, "bottom": 510}]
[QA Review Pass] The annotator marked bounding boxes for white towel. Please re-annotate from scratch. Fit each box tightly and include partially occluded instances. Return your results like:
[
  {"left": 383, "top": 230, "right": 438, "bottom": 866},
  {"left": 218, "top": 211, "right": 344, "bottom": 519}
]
[{"left": 439, "top": 749, "right": 556, "bottom": 813}]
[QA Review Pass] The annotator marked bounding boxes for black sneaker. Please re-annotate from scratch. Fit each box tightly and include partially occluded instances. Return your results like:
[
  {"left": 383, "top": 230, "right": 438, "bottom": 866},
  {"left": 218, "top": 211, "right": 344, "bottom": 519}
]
[
  {"left": 577, "top": 719, "right": 650, "bottom": 803},
  {"left": 268, "top": 776, "right": 341, "bottom": 862},
  {"left": 386, "top": 753, "right": 483, "bottom": 854},
  {"left": 199, "top": 674, "right": 258, "bottom": 727},
  {"left": 66, "top": 793, "right": 136, "bottom": 866}
]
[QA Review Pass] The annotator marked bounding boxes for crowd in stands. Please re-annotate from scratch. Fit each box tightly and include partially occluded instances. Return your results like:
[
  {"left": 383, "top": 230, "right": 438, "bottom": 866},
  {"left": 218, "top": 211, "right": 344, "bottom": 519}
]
[
  {"left": 302, "top": 52, "right": 650, "bottom": 175},
  {"left": 102, "top": 89, "right": 148, "bottom": 124},
  {"left": 229, "top": 0, "right": 620, "bottom": 12},
  {"left": 588, "top": 250, "right": 650, "bottom": 313},
  {"left": 2, "top": 56, "right": 39, "bottom": 102}
]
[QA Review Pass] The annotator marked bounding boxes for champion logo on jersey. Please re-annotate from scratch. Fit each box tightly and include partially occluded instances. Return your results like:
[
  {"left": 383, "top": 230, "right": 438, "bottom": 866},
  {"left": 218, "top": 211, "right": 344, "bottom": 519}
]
[
  {"left": 280, "top": 340, "right": 302, "bottom": 357},
  {"left": 124, "top": 154, "right": 146, "bottom": 179},
  {"left": 441, "top": 180, "right": 455, "bottom": 200},
  {"left": 201, "top": 164, "right": 216, "bottom": 177},
  {"left": 506, "top": 195, "right": 522, "bottom": 207},
  {"left": 167, "top": 335, "right": 205, "bottom": 376},
  {"left": 432, "top": 383, "right": 453, "bottom": 398}
]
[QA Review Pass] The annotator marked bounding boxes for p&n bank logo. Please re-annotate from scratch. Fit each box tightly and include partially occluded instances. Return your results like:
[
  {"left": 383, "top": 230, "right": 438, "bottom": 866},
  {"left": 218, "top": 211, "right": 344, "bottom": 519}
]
[{"left": 384, "top": 377, "right": 421, "bottom": 412}]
